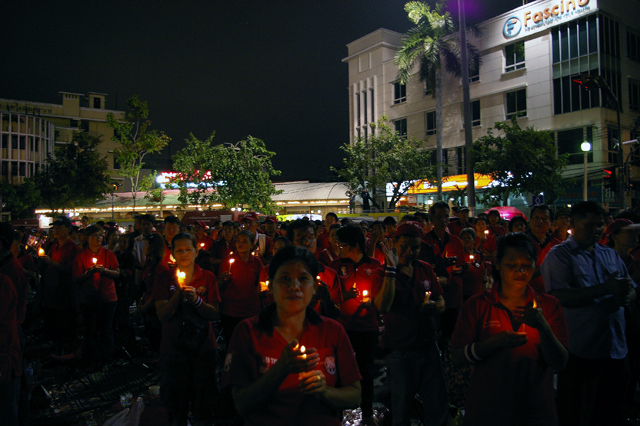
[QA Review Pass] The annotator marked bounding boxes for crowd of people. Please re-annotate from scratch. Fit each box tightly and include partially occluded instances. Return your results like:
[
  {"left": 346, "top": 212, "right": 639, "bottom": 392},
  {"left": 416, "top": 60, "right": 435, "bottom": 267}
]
[{"left": 1, "top": 201, "right": 640, "bottom": 426}]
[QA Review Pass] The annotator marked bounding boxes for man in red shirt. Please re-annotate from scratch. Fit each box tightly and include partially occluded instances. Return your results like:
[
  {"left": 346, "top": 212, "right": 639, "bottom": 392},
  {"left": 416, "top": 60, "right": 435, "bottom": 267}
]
[
  {"left": 241, "top": 212, "right": 273, "bottom": 265},
  {"left": 317, "top": 212, "right": 338, "bottom": 252},
  {"left": 526, "top": 205, "right": 560, "bottom": 294},
  {"left": 448, "top": 206, "right": 474, "bottom": 237},
  {"left": 39, "top": 216, "right": 80, "bottom": 359},
  {"left": 331, "top": 224, "right": 383, "bottom": 425},
  {"left": 373, "top": 222, "right": 448, "bottom": 426},
  {"left": 423, "top": 202, "right": 465, "bottom": 340}
]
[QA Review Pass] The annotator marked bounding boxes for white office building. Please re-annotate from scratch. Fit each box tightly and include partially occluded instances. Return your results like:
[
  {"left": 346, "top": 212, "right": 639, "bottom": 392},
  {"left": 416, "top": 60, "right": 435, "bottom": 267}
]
[{"left": 343, "top": 0, "right": 640, "bottom": 211}]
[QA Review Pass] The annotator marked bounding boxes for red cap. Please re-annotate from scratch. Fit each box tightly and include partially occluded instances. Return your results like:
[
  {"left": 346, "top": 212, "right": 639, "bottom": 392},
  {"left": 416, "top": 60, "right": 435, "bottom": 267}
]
[
  {"left": 605, "top": 219, "right": 640, "bottom": 237},
  {"left": 195, "top": 220, "right": 208, "bottom": 228},
  {"left": 265, "top": 215, "right": 278, "bottom": 223},
  {"left": 395, "top": 221, "right": 425, "bottom": 239},
  {"left": 242, "top": 212, "right": 259, "bottom": 222}
]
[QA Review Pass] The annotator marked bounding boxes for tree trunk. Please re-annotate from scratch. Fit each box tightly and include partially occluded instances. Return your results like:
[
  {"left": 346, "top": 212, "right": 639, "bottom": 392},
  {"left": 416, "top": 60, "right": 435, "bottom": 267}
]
[{"left": 436, "top": 68, "right": 443, "bottom": 201}]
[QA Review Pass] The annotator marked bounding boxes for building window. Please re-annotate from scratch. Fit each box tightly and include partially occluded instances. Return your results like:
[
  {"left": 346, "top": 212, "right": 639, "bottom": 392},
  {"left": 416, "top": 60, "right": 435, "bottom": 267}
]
[
  {"left": 19, "top": 136, "right": 25, "bottom": 150},
  {"left": 370, "top": 88, "right": 375, "bottom": 122},
  {"left": 629, "top": 28, "right": 640, "bottom": 61},
  {"left": 393, "top": 82, "right": 406, "bottom": 104},
  {"left": 356, "top": 93, "right": 361, "bottom": 127},
  {"left": 469, "top": 57, "right": 480, "bottom": 82},
  {"left": 1, "top": 135, "right": 7, "bottom": 149},
  {"left": 11, "top": 136, "right": 17, "bottom": 150},
  {"left": 19, "top": 162, "right": 25, "bottom": 177},
  {"left": 471, "top": 100, "right": 480, "bottom": 126},
  {"left": 34, "top": 137, "right": 39, "bottom": 152},
  {"left": 1, "top": 162, "right": 7, "bottom": 176},
  {"left": 630, "top": 79, "right": 640, "bottom": 112},
  {"left": 93, "top": 97, "right": 101, "bottom": 109},
  {"left": 11, "top": 161, "right": 17, "bottom": 176},
  {"left": 395, "top": 118, "right": 407, "bottom": 138},
  {"left": 557, "top": 127, "right": 593, "bottom": 165},
  {"left": 425, "top": 111, "right": 436, "bottom": 135},
  {"left": 456, "top": 147, "right": 466, "bottom": 174},
  {"left": 113, "top": 154, "right": 120, "bottom": 170},
  {"left": 505, "top": 41, "right": 525, "bottom": 72},
  {"left": 506, "top": 89, "right": 527, "bottom": 119}
]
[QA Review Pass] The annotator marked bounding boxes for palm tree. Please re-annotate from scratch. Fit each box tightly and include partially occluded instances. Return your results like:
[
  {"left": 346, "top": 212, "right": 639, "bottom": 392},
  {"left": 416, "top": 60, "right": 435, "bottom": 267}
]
[{"left": 395, "top": 1, "right": 480, "bottom": 199}]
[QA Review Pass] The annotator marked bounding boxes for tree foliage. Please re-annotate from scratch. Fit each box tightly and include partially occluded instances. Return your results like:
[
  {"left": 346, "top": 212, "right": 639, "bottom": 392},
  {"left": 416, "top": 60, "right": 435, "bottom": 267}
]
[
  {"left": 473, "top": 117, "right": 570, "bottom": 206},
  {"left": 172, "top": 133, "right": 282, "bottom": 214},
  {"left": 0, "top": 179, "right": 41, "bottom": 219},
  {"left": 334, "top": 117, "right": 436, "bottom": 210},
  {"left": 106, "top": 95, "right": 170, "bottom": 209},
  {"left": 32, "top": 130, "right": 112, "bottom": 211}
]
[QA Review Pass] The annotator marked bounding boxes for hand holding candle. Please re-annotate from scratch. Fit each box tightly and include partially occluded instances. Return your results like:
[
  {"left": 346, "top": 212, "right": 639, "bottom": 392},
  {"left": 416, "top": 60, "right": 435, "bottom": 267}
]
[
  {"left": 38, "top": 247, "right": 45, "bottom": 257},
  {"left": 362, "top": 289, "right": 370, "bottom": 303},
  {"left": 228, "top": 258, "right": 235, "bottom": 273},
  {"left": 514, "top": 297, "right": 546, "bottom": 330}
]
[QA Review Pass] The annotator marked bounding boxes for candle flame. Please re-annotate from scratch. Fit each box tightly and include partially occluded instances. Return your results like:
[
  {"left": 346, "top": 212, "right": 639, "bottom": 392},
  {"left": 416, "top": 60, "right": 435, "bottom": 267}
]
[
  {"left": 200, "top": 243, "right": 205, "bottom": 247},
  {"left": 424, "top": 291, "right": 432, "bottom": 302},
  {"left": 229, "top": 251, "right": 233, "bottom": 256},
  {"left": 293, "top": 343, "right": 299, "bottom": 351},
  {"left": 92, "top": 257, "right": 97, "bottom": 264},
  {"left": 568, "top": 230, "right": 572, "bottom": 234},
  {"left": 484, "top": 230, "right": 489, "bottom": 235},
  {"left": 176, "top": 270, "right": 186, "bottom": 287},
  {"left": 300, "top": 345, "right": 306, "bottom": 353},
  {"left": 170, "top": 255, "right": 175, "bottom": 262},
  {"left": 533, "top": 299, "right": 538, "bottom": 309},
  {"left": 251, "top": 251, "right": 255, "bottom": 256},
  {"left": 469, "top": 255, "right": 474, "bottom": 261},
  {"left": 362, "top": 290, "right": 368, "bottom": 296},
  {"left": 38, "top": 248, "right": 45, "bottom": 256},
  {"left": 229, "top": 258, "right": 235, "bottom": 264}
]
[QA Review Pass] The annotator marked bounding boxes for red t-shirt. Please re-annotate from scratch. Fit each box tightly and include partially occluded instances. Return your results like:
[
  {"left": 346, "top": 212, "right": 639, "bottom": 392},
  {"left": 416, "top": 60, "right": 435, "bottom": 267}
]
[
  {"left": 210, "top": 238, "right": 235, "bottom": 275},
  {"left": 222, "top": 307, "right": 361, "bottom": 426},
  {"left": 152, "top": 265, "right": 221, "bottom": 356},
  {"left": 330, "top": 255, "right": 383, "bottom": 332},
  {"left": 373, "top": 260, "right": 443, "bottom": 349},
  {"left": 528, "top": 232, "right": 562, "bottom": 294},
  {"left": 316, "top": 228, "right": 330, "bottom": 252},
  {"left": 318, "top": 247, "right": 339, "bottom": 267},
  {"left": 73, "top": 246, "right": 119, "bottom": 304},
  {"left": 488, "top": 224, "right": 507, "bottom": 239},
  {"left": 451, "top": 285, "right": 569, "bottom": 426},
  {"left": 475, "top": 234, "right": 497, "bottom": 256},
  {"left": 41, "top": 239, "right": 80, "bottom": 309},
  {"left": 448, "top": 220, "right": 474, "bottom": 238},
  {"left": 460, "top": 250, "right": 486, "bottom": 298},
  {"left": 423, "top": 230, "right": 465, "bottom": 309},
  {"left": 218, "top": 253, "right": 263, "bottom": 318}
]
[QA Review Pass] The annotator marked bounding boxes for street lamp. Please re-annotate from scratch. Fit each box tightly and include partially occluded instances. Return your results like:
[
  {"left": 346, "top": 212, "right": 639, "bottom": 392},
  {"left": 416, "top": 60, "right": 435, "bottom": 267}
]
[{"left": 581, "top": 141, "right": 591, "bottom": 201}]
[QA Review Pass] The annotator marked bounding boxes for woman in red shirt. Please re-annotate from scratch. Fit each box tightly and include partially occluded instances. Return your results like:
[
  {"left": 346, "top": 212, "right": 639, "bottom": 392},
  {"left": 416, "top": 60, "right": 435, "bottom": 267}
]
[
  {"left": 451, "top": 233, "right": 569, "bottom": 426},
  {"left": 72, "top": 225, "right": 120, "bottom": 363},
  {"left": 153, "top": 232, "right": 220, "bottom": 426},
  {"left": 223, "top": 246, "right": 361, "bottom": 426}
]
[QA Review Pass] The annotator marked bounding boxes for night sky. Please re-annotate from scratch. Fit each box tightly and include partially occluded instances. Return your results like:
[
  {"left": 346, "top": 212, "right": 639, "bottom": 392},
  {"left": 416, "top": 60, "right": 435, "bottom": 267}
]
[{"left": 2, "top": 0, "right": 523, "bottom": 182}]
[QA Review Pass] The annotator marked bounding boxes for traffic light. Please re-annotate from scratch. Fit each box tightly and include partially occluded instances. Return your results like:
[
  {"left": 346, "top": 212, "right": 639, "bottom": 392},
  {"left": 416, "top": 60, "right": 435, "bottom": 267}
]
[
  {"left": 572, "top": 74, "right": 600, "bottom": 90},
  {"left": 603, "top": 168, "right": 617, "bottom": 191}
]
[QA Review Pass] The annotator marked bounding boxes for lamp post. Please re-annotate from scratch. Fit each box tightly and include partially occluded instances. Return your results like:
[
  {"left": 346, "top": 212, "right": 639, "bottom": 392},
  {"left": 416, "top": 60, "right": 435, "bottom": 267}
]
[{"left": 581, "top": 141, "right": 591, "bottom": 201}]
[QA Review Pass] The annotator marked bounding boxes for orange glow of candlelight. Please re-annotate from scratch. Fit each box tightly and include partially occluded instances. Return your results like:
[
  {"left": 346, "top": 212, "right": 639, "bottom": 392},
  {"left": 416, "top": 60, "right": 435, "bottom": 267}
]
[
  {"left": 300, "top": 345, "right": 307, "bottom": 359},
  {"left": 200, "top": 243, "right": 205, "bottom": 248},
  {"left": 484, "top": 230, "right": 489, "bottom": 235},
  {"left": 469, "top": 255, "right": 474, "bottom": 261},
  {"left": 533, "top": 299, "right": 538, "bottom": 309},
  {"left": 38, "top": 248, "right": 45, "bottom": 256},
  {"left": 170, "top": 255, "right": 175, "bottom": 263},
  {"left": 362, "top": 289, "right": 370, "bottom": 303},
  {"left": 251, "top": 251, "right": 255, "bottom": 256},
  {"left": 568, "top": 230, "right": 572, "bottom": 234},
  {"left": 424, "top": 291, "right": 432, "bottom": 303},
  {"left": 228, "top": 258, "right": 235, "bottom": 273},
  {"left": 92, "top": 257, "right": 97, "bottom": 265},
  {"left": 260, "top": 281, "right": 269, "bottom": 292},
  {"left": 176, "top": 270, "right": 186, "bottom": 287}
]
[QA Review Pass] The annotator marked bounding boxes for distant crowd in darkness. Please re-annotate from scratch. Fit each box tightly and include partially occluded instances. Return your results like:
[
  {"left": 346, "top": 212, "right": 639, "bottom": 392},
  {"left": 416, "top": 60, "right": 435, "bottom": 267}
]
[{"left": 1, "top": 200, "right": 640, "bottom": 426}]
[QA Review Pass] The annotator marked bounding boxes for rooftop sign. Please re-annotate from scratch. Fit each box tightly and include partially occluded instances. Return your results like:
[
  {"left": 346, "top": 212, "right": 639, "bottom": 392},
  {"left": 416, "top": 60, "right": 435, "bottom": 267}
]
[{"left": 502, "top": 0, "right": 596, "bottom": 39}]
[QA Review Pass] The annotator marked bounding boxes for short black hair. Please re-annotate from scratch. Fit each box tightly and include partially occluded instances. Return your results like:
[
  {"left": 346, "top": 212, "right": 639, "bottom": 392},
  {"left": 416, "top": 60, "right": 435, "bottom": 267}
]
[
  {"left": 429, "top": 201, "right": 449, "bottom": 216},
  {"left": 530, "top": 204, "right": 553, "bottom": 221},
  {"left": 140, "top": 214, "right": 155, "bottom": 225},
  {"left": 326, "top": 212, "right": 338, "bottom": 221},
  {"left": 570, "top": 201, "right": 606, "bottom": 220},
  {"left": 286, "top": 219, "right": 316, "bottom": 242},
  {"left": 268, "top": 245, "right": 319, "bottom": 282},
  {"left": 237, "top": 230, "right": 256, "bottom": 244},
  {"left": 164, "top": 215, "right": 181, "bottom": 225},
  {"left": 336, "top": 223, "right": 366, "bottom": 253},
  {"left": 383, "top": 216, "right": 397, "bottom": 226},
  {"left": 508, "top": 216, "right": 528, "bottom": 232},
  {"left": 493, "top": 232, "right": 537, "bottom": 286}
]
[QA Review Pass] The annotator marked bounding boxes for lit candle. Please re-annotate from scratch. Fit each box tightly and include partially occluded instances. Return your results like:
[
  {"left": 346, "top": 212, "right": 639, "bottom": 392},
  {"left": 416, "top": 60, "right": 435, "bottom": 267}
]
[
  {"left": 568, "top": 229, "right": 572, "bottom": 235},
  {"left": 229, "top": 252, "right": 233, "bottom": 256},
  {"left": 38, "top": 248, "right": 45, "bottom": 256},
  {"left": 24, "top": 245, "right": 28, "bottom": 251},
  {"left": 92, "top": 257, "right": 97, "bottom": 265},
  {"left": 176, "top": 269, "right": 186, "bottom": 288},
  {"left": 169, "top": 254, "right": 175, "bottom": 264},
  {"left": 300, "top": 345, "right": 307, "bottom": 359},
  {"left": 424, "top": 291, "right": 432, "bottom": 303},
  {"left": 228, "top": 258, "right": 235, "bottom": 273},
  {"left": 362, "top": 289, "right": 370, "bottom": 303},
  {"left": 484, "top": 230, "right": 489, "bottom": 235},
  {"left": 251, "top": 251, "right": 255, "bottom": 256},
  {"left": 260, "top": 280, "right": 269, "bottom": 292},
  {"left": 532, "top": 298, "right": 538, "bottom": 309},
  {"left": 469, "top": 254, "right": 474, "bottom": 262},
  {"left": 200, "top": 243, "right": 205, "bottom": 248}
]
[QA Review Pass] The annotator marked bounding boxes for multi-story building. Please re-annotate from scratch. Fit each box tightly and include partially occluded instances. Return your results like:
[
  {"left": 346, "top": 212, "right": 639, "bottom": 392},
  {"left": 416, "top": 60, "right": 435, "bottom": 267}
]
[
  {"left": 343, "top": 0, "right": 640, "bottom": 211},
  {"left": 0, "top": 92, "right": 125, "bottom": 182}
]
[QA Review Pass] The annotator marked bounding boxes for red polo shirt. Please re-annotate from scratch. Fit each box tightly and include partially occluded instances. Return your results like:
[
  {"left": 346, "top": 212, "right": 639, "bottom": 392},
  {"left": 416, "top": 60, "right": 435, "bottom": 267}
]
[
  {"left": 451, "top": 285, "right": 569, "bottom": 426},
  {"left": 41, "top": 239, "right": 80, "bottom": 309},
  {"left": 218, "top": 253, "right": 263, "bottom": 318},
  {"left": 152, "top": 265, "right": 220, "bottom": 356},
  {"left": 73, "top": 246, "right": 119, "bottom": 304},
  {"left": 222, "top": 306, "right": 361, "bottom": 426},
  {"left": 330, "top": 255, "right": 383, "bottom": 332}
]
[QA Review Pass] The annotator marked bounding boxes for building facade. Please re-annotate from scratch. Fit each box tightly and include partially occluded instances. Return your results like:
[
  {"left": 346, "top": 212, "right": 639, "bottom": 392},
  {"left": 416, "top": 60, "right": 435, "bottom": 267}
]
[
  {"left": 343, "top": 0, "right": 640, "bottom": 211},
  {"left": 0, "top": 92, "right": 125, "bottom": 177}
]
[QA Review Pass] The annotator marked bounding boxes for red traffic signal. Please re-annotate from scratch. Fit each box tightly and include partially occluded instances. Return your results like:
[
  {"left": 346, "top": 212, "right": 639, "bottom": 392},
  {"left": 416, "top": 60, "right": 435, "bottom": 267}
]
[{"left": 603, "top": 167, "right": 617, "bottom": 191}]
